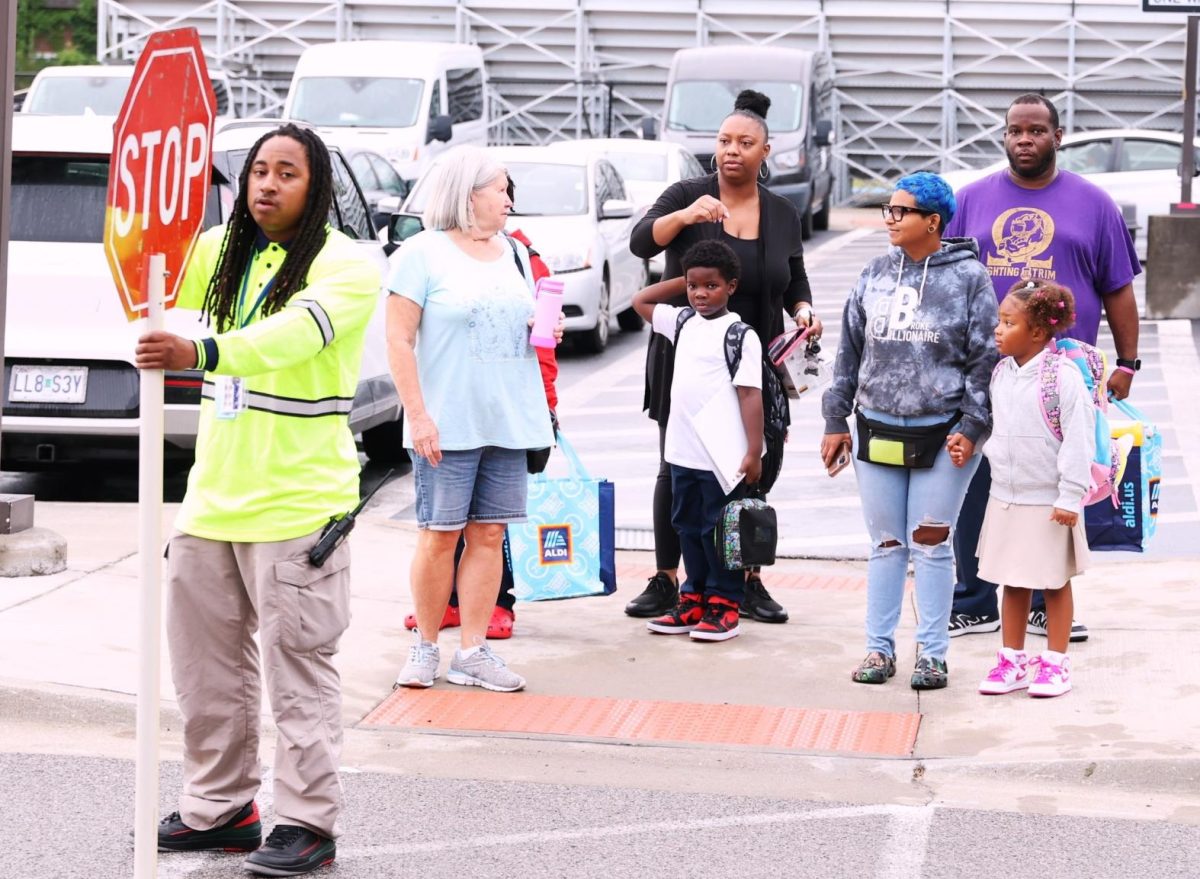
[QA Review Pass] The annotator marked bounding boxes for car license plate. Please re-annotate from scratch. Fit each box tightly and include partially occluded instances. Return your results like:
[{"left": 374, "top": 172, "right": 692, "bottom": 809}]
[{"left": 8, "top": 365, "right": 89, "bottom": 404}]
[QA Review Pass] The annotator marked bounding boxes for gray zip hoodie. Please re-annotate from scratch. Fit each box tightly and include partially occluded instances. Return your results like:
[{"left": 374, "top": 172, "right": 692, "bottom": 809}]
[{"left": 822, "top": 237, "right": 999, "bottom": 443}]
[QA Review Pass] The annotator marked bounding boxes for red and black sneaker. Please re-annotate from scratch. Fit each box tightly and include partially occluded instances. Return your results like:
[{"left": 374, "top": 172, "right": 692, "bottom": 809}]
[
  {"left": 157, "top": 801, "right": 262, "bottom": 852},
  {"left": 690, "top": 595, "right": 741, "bottom": 642},
  {"left": 244, "top": 824, "right": 336, "bottom": 877},
  {"left": 646, "top": 592, "right": 705, "bottom": 634}
]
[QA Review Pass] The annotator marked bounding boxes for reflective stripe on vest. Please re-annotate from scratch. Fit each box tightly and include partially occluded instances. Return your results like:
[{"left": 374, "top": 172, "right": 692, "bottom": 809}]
[
  {"left": 290, "top": 298, "right": 335, "bottom": 348},
  {"left": 201, "top": 382, "right": 353, "bottom": 417}
]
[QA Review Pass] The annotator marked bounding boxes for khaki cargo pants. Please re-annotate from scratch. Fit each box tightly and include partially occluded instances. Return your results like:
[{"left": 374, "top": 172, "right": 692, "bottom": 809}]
[{"left": 166, "top": 528, "right": 351, "bottom": 839}]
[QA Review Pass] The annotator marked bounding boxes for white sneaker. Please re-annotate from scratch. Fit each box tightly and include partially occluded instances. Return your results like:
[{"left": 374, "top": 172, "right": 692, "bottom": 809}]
[
  {"left": 978, "top": 647, "right": 1030, "bottom": 695},
  {"left": 1028, "top": 652, "right": 1072, "bottom": 698},
  {"left": 394, "top": 634, "right": 440, "bottom": 689},
  {"left": 448, "top": 643, "right": 526, "bottom": 692}
]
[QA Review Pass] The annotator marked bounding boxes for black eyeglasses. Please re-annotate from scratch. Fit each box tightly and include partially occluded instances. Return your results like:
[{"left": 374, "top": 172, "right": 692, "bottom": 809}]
[{"left": 880, "top": 204, "right": 933, "bottom": 222}]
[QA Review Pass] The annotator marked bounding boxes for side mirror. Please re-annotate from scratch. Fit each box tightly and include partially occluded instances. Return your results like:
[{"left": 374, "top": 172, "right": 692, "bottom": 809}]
[
  {"left": 388, "top": 213, "right": 425, "bottom": 246},
  {"left": 1178, "top": 162, "right": 1200, "bottom": 178},
  {"left": 375, "top": 195, "right": 402, "bottom": 216},
  {"left": 813, "top": 119, "right": 834, "bottom": 148},
  {"left": 427, "top": 114, "right": 452, "bottom": 144},
  {"left": 600, "top": 198, "right": 634, "bottom": 220},
  {"left": 640, "top": 116, "right": 658, "bottom": 141}
]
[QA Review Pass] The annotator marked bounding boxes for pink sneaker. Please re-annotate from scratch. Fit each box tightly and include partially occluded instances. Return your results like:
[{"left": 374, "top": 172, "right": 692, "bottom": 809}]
[
  {"left": 1028, "top": 652, "right": 1072, "bottom": 698},
  {"left": 978, "top": 647, "right": 1030, "bottom": 694}
]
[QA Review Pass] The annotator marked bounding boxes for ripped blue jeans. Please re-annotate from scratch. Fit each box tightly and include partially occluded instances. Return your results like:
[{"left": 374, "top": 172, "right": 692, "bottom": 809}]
[{"left": 852, "top": 408, "right": 980, "bottom": 662}]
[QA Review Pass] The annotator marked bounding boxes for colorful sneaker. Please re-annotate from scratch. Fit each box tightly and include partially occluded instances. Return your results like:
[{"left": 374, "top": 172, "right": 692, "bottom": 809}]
[
  {"left": 1028, "top": 652, "right": 1072, "bottom": 698},
  {"left": 978, "top": 647, "right": 1030, "bottom": 695},
  {"left": 393, "top": 633, "right": 440, "bottom": 689},
  {"left": 448, "top": 643, "right": 526, "bottom": 692},
  {"left": 157, "top": 801, "right": 261, "bottom": 852},
  {"left": 646, "top": 592, "right": 705, "bottom": 634},
  {"left": 851, "top": 652, "right": 896, "bottom": 684},
  {"left": 243, "top": 824, "right": 335, "bottom": 876},
  {"left": 948, "top": 612, "right": 1001, "bottom": 637},
  {"left": 910, "top": 655, "right": 949, "bottom": 690},
  {"left": 690, "top": 595, "right": 741, "bottom": 642},
  {"left": 1027, "top": 611, "right": 1090, "bottom": 643}
]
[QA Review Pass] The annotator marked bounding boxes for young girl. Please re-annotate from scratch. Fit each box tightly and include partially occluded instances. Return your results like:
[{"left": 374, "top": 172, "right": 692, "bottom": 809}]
[{"left": 952, "top": 280, "right": 1095, "bottom": 698}]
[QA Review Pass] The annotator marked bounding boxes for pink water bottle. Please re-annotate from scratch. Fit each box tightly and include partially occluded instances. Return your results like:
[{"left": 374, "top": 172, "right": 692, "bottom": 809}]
[{"left": 529, "top": 278, "right": 564, "bottom": 349}]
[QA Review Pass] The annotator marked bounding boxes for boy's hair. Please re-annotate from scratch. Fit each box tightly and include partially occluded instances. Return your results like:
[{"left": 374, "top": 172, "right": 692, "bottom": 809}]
[
  {"left": 895, "top": 171, "right": 956, "bottom": 233},
  {"left": 1007, "top": 279, "right": 1077, "bottom": 337},
  {"left": 680, "top": 239, "right": 740, "bottom": 284}
]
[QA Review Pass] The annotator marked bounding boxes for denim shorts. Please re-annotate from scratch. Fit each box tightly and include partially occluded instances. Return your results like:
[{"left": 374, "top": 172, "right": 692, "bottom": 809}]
[{"left": 411, "top": 446, "right": 528, "bottom": 530}]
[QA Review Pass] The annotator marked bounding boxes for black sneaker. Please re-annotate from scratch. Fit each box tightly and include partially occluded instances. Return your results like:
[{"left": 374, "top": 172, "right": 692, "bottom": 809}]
[
  {"left": 947, "top": 612, "right": 1000, "bottom": 637},
  {"left": 158, "top": 801, "right": 261, "bottom": 852},
  {"left": 243, "top": 825, "right": 335, "bottom": 877},
  {"left": 1027, "top": 611, "right": 1090, "bottom": 643},
  {"left": 741, "top": 575, "right": 789, "bottom": 623},
  {"left": 624, "top": 572, "right": 678, "bottom": 617}
]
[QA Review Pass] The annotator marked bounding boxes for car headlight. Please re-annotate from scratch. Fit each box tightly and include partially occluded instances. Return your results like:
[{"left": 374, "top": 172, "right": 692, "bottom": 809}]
[
  {"left": 542, "top": 250, "right": 591, "bottom": 274},
  {"left": 386, "top": 145, "right": 418, "bottom": 165},
  {"left": 771, "top": 149, "right": 805, "bottom": 171}
]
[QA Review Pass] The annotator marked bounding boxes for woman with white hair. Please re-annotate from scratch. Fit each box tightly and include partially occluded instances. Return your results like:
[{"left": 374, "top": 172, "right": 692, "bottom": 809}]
[{"left": 386, "top": 146, "right": 555, "bottom": 693}]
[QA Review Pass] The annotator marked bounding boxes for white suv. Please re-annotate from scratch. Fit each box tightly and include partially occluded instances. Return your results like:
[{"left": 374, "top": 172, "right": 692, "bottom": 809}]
[{"left": 1, "top": 115, "right": 403, "bottom": 470}]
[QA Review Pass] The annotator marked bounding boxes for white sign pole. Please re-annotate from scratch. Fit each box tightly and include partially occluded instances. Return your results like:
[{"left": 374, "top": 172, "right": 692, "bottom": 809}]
[{"left": 134, "top": 252, "right": 166, "bottom": 879}]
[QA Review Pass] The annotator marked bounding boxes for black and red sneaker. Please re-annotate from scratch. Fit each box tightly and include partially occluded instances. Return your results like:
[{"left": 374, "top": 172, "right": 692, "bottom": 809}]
[
  {"left": 646, "top": 592, "right": 705, "bottom": 634},
  {"left": 244, "top": 824, "right": 336, "bottom": 876},
  {"left": 690, "top": 595, "right": 741, "bottom": 642},
  {"left": 157, "top": 801, "right": 262, "bottom": 852}
]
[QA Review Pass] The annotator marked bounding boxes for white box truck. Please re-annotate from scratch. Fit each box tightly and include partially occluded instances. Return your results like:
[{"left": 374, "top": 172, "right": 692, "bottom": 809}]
[{"left": 657, "top": 46, "right": 834, "bottom": 238}]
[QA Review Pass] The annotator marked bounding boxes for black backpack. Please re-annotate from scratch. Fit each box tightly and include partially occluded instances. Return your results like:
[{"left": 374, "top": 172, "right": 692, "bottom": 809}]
[{"left": 673, "top": 307, "right": 790, "bottom": 493}]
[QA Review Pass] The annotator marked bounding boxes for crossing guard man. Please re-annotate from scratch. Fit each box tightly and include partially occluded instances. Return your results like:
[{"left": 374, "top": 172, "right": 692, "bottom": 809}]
[{"left": 135, "top": 122, "right": 381, "bottom": 877}]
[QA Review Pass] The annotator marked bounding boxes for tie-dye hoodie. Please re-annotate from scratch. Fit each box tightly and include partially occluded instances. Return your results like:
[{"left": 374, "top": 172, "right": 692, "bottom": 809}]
[{"left": 822, "top": 237, "right": 999, "bottom": 444}]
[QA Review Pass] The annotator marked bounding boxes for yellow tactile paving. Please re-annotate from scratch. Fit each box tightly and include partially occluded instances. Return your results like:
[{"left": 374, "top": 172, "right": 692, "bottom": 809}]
[{"left": 363, "top": 689, "right": 921, "bottom": 757}]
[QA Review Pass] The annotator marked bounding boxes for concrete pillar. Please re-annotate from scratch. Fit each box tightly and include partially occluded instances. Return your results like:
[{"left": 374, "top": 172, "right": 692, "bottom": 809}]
[{"left": 1145, "top": 215, "right": 1200, "bottom": 319}]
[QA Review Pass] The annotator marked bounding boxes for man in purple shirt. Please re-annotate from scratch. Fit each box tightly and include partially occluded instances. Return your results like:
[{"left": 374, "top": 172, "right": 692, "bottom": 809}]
[{"left": 946, "top": 93, "right": 1141, "bottom": 642}]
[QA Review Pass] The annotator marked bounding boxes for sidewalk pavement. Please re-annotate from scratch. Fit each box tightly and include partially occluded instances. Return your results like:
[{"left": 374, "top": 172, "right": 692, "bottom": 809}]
[{"left": 1, "top": 499, "right": 1197, "bottom": 822}]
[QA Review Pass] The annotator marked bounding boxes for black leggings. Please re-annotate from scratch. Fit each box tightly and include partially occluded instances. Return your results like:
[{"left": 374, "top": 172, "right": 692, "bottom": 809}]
[
  {"left": 653, "top": 423, "right": 682, "bottom": 571},
  {"left": 448, "top": 532, "right": 516, "bottom": 613}
]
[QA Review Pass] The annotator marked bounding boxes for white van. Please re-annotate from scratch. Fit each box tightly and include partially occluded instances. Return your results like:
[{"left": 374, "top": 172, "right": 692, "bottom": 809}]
[
  {"left": 22, "top": 64, "right": 236, "bottom": 122},
  {"left": 283, "top": 41, "right": 488, "bottom": 183},
  {"left": 657, "top": 46, "right": 835, "bottom": 239}
]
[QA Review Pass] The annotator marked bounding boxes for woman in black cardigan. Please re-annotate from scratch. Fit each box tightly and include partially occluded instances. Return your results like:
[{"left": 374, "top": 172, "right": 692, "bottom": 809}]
[{"left": 625, "top": 89, "right": 822, "bottom": 624}]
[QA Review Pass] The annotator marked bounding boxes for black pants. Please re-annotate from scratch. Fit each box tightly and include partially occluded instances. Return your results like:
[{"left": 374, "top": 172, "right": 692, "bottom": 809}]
[
  {"left": 448, "top": 532, "right": 516, "bottom": 613},
  {"left": 952, "top": 457, "right": 1047, "bottom": 617},
  {"left": 670, "top": 464, "right": 747, "bottom": 602},
  {"left": 652, "top": 423, "right": 682, "bottom": 571}
]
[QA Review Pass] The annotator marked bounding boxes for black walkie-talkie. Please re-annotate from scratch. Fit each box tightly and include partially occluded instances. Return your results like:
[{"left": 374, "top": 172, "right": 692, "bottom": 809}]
[{"left": 308, "top": 469, "right": 395, "bottom": 567}]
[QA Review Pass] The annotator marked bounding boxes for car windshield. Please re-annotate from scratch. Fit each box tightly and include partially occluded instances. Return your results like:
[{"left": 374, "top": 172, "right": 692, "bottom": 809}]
[
  {"left": 408, "top": 161, "right": 589, "bottom": 216},
  {"left": 290, "top": 77, "right": 423, "bottom": 127},
  {"left": 667, "top": 80, "right": 804, "bottom": 133},
  {"left": 25, "top": 75, "right": 131, "bottom": 115},
  {"left": 602, "top": 152, "right": 667, "bottom": 182},
  {"left": 11, "top": 155, "right": 224, "bottom": 243}
]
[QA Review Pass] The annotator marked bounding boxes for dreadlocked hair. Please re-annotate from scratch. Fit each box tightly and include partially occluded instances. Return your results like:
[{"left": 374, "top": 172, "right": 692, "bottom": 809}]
[
  {"left": 1007, "top": 278, "right": 1076, "bottom": 338},
  {"left": 201, "top": 123, "right": 334, "bottom": 332}
]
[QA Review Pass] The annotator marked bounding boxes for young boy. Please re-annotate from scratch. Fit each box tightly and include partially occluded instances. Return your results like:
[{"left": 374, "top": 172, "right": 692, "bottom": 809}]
[{"left": 630, "top": 240, "right": 764, "bottom": 642}]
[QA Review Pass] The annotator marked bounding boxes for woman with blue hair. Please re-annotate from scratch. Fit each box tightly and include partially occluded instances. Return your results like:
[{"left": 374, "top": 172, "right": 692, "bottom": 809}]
[{"left": 820, "top": 171, "right": 999, "bottom": 690}]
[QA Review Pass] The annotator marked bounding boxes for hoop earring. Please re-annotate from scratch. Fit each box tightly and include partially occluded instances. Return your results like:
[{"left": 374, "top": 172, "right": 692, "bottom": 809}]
[
  {"left": 927, "top": 226, "right": 936, "bottom": 234},
  {"left": 758, "top": 164, "right": 769, "bottom": 181},
  {"left": 709, "top": 154, "right": 717, "bottom": 173}
]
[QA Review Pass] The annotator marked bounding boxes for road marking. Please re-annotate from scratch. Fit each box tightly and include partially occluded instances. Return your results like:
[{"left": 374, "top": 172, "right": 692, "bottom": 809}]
[
  {"left": 335, "top": 803, "right": 934, "bottom": 865},
  {"left": 874, "top": 803, "right": 935, "bottom": 879}
]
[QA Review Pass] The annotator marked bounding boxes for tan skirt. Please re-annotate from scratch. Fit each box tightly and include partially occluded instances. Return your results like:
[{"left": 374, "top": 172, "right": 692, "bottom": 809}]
[{"left": 976, "top": 498, "right": 1090, "bottom": 589}]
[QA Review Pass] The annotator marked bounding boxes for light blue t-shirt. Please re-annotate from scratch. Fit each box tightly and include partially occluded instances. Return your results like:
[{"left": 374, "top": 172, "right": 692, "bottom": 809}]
[{"left": 387, "top": 230, "right": 553, "bottom": 451}]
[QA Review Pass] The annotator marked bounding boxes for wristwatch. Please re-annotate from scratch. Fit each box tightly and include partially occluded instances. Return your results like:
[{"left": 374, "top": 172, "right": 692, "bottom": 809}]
[{"left": 1115, "top": 357, "right": 1141, "bottom": 371}]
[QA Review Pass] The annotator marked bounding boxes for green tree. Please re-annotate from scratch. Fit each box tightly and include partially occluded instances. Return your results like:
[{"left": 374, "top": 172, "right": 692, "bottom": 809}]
[{"left": 16, "top": 0, "right": 99, "bottom": 75}]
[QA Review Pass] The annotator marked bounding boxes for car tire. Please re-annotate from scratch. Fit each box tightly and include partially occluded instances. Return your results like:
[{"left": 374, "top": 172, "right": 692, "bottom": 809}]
[
  {"left": 362, "top": 415, "right": 409, "bottom": 463},
  {"left": 812, "top": 196, "right": 830, "bottom": 231},
  {"left": 800, "top": 203, "right": 814, "bottom": 240},
  {"left": 617, "top": 307, "right": 644, "bottom": 332},
  {"left": 576, "top": 273, "right": 611, "bottom": 354}
]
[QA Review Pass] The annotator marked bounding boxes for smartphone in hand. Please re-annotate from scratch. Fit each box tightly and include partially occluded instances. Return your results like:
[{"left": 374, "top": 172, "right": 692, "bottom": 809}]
[{"left": 827, "top": 444, "right": 851, "bottom": 477}]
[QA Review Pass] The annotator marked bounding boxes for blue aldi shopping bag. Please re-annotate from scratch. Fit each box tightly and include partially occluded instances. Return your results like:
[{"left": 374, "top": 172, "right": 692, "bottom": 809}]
[
  {"left": 507, "top": 431, "right": 616, "bottom": 600},
  {"left": 1085, "top": 398, "right": 1161, "bottom": 552}
]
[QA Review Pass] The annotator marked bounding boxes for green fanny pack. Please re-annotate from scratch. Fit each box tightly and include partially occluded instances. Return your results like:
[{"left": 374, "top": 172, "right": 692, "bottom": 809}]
[{"left": 854, "top": 409, "right": 960, "bottom": 469}]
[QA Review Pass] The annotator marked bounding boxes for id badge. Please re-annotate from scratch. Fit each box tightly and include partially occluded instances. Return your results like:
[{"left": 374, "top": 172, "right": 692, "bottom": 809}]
[{"left": 214, "top": 376, "right": 247, "bottom": 420}]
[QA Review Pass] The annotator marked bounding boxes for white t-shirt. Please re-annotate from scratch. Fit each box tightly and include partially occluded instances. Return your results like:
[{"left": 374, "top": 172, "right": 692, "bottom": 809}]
[{"left": 652, "top": 303, "right": 762, "bottom": 472}]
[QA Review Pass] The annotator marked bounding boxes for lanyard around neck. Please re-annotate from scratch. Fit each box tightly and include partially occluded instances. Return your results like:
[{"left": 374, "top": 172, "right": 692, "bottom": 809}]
[{"left": 237, "top": 256, "right": 278, "bottom": 329}]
